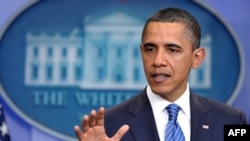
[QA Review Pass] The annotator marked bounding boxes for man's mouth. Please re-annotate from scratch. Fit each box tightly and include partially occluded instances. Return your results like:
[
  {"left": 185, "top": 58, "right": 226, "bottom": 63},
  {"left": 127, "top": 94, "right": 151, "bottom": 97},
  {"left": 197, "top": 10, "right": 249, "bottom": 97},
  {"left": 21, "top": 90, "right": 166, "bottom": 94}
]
[{"left": 151, "top": 73, "right": 170, "bottom": 83}]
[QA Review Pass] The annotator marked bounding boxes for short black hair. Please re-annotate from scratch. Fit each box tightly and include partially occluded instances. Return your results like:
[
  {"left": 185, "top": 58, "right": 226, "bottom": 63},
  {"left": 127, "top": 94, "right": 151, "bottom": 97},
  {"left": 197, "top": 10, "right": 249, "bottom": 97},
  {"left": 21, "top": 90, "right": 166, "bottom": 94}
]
[{"left": 141, "top": 7, "right": 201, "bottom": 49}]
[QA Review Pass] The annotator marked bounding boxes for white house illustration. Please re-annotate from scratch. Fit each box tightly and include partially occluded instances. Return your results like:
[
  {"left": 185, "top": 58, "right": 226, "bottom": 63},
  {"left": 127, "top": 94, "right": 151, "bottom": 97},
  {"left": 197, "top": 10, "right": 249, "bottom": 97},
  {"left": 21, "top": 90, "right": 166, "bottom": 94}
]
[{"left": 24, "top": 9, "right": 211, "bottom": 89}]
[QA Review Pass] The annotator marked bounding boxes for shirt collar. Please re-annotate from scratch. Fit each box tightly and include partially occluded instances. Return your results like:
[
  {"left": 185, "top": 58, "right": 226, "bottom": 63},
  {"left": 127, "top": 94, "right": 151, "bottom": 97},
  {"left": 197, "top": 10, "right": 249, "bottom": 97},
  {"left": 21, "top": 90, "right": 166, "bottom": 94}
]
[{"left": 147, "top": 83, "right": 190, "bottom": 118}]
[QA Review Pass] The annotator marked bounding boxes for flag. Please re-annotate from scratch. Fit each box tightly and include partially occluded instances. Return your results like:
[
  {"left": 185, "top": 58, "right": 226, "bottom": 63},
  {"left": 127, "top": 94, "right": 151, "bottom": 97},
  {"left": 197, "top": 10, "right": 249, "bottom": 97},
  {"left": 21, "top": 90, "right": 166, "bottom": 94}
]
[{"left": 0, "top": 104, "right": 11, "bottom": 141}]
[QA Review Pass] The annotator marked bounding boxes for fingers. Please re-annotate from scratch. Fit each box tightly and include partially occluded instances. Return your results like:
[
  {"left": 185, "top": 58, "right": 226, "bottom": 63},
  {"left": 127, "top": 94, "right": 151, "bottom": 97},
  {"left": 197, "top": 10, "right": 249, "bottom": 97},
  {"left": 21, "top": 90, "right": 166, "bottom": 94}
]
[
  {"left": 96, "top": 107, "right": 105, "bottom": 126},
  {"left": 74, "top": 125, "right": 82, "bottom": 140},
  {"left": 89, "top": 110, "right": 97, "bottom": 127},
  {"left": 81, "top": 115, "right": 90, "bottom": 133},
  {"left": 80, "top": 107, "right": 105, "bottom": 133},
  {"left": 74, "top": 107, "right": 106, "bottom": 140},
  {"left": 74, "top": 107, "right": 129, "bottom": 141},
  {"left": 89, "top": 107, "right": 105, "bottom": 127},
  {"left": 112, "top": 124, "right": 130, "bottom": 140}
]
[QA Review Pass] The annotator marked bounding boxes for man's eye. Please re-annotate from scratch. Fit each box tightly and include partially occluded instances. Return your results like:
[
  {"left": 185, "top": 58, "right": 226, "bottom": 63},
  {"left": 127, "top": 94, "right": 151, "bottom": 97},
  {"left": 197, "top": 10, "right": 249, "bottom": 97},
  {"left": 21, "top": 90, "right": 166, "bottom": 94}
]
[
  {"left": 145, "top": 47, "right": 155, "bottom": 52},
  {"left": 168, "top": 48, "right": 178, "bottom": 53}
]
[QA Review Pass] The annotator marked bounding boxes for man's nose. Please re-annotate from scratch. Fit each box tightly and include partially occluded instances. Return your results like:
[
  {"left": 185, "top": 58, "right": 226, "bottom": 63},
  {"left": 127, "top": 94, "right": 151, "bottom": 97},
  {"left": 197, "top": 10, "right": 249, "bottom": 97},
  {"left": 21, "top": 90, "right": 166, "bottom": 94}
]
[{"left": 153, "top": 50, "right": 167, "bottom": 67}]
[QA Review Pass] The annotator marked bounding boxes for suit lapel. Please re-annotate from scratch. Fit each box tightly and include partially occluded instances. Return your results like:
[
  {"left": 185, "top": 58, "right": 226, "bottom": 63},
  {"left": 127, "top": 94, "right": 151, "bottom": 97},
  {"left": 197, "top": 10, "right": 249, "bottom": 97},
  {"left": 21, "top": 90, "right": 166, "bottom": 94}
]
[
  {"left": 190, "top": 93, "right": 213, "bottom": 141},
  {"left": 127, "top": 89, "right": 160, "bottom": 141}
]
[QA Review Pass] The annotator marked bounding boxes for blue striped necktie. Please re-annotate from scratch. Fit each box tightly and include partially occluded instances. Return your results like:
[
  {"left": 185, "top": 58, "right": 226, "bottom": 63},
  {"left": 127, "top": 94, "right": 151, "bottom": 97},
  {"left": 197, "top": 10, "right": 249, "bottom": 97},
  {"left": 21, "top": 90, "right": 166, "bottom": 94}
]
[{"left": 165, "top": 103, "right": 185, "bottom": 141}]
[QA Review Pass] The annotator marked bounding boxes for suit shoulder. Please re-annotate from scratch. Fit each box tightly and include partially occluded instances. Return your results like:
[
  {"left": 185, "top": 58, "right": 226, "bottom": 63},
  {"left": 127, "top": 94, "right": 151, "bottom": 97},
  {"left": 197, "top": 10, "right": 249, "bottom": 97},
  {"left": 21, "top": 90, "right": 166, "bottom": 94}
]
[
  {"left": 105, "top": 89, "right": 147, "bottom": 116},
  {"left": 196, "top": 94, "right": 239, "bottom": 113},
  {"left": 194, "top": 94, "right": 247, "bottom": 123}
]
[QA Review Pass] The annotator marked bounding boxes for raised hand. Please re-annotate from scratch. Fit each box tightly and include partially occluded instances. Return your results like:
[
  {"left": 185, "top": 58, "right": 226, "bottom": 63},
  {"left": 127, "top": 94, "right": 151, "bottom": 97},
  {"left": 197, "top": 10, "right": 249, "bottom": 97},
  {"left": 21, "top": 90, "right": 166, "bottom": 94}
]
[{"left": 74, "top": 107, "right": 129, "bottom": 141}]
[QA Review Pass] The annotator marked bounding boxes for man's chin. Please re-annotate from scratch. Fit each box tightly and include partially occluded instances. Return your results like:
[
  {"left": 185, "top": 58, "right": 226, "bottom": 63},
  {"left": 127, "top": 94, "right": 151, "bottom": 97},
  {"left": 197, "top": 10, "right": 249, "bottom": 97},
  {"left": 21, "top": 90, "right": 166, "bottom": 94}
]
[{"left": 150, "top": 86, "right": 169, "bottom": 96}]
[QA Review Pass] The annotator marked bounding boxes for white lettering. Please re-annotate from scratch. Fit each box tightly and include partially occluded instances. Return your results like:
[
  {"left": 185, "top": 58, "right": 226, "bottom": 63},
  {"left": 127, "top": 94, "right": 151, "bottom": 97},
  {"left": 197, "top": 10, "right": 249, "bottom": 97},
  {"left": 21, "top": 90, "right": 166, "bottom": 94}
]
[
  {"left": 235, "top": 129, "right": 241, "bottom": 136},
  {"left": 228, "top": 129, "right": 235, "bottom": 136},
  {"left": 74, "top": 91, "right": 134, "bottom": 107},
  {"left": 31, "top": 90, "right": 67, "bottom": 106},
  {"left": 241, "top": 129, "right": 246, "bottom": 136}
]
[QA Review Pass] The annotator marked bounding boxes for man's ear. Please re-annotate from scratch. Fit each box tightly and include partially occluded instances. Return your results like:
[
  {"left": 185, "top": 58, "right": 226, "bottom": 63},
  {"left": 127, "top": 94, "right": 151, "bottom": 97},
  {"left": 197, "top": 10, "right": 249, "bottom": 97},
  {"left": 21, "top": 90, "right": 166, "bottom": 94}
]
[{"left": 192, "top": 48, "right": 205, "bottom": 69}]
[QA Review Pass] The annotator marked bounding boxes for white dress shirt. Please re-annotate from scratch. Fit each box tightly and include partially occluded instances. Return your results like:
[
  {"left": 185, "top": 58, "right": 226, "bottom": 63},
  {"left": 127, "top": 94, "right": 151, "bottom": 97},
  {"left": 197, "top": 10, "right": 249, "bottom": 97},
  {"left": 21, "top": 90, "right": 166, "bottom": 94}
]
[{"left": 147, "top": 84, "right": 191, "bottom": 141}]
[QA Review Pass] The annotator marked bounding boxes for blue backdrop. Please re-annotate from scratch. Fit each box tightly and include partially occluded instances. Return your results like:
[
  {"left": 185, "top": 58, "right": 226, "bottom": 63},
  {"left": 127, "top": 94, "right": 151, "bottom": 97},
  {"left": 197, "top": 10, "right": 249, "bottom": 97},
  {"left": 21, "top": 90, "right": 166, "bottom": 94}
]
[{"left": 0, "top": 0, "right": 249, "bottom": 141}]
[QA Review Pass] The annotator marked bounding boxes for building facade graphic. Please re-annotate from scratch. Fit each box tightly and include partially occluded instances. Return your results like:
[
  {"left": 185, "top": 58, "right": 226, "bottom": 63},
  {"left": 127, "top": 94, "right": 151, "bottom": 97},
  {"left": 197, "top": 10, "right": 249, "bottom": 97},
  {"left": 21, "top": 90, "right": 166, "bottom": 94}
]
[{"left": 25, "top": 10, "right": 211, "bottom": 89}]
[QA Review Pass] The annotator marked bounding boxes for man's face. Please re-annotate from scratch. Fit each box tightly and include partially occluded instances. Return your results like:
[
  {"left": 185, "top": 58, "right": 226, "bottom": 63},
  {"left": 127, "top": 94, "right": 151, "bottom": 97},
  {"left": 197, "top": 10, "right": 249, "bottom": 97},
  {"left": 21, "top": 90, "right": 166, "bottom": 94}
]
[{"left": 140, "top": 22, "right": 204, "bottom": 101}]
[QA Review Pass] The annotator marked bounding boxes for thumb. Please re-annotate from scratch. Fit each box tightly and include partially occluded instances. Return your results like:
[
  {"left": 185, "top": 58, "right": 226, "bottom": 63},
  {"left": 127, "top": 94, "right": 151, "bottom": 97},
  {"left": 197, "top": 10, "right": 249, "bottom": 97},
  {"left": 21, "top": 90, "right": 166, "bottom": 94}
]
[{"left": 112, "top": 124, "right": 130, "bottom": 140}]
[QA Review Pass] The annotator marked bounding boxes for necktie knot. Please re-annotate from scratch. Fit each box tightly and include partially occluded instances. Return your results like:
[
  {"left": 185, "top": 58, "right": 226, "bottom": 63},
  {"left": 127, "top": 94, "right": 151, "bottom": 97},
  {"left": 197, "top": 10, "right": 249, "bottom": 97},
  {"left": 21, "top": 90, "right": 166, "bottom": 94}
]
[{"left": 166, "top": 103, "right": 180, "bottom": 121}]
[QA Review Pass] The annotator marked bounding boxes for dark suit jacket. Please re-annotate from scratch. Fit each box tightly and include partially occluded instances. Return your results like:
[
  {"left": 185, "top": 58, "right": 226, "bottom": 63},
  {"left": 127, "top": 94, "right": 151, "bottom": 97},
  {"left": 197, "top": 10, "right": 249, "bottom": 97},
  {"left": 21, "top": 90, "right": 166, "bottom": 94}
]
[{"left": 104, "top": 88, "right": 248, "bottom": 141}]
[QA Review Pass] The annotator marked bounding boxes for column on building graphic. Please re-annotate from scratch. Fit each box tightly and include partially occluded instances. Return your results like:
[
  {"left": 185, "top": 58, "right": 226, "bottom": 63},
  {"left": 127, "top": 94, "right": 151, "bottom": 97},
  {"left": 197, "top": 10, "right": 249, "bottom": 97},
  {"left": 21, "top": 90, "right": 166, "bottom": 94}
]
[
  {"left": 81, "top": 10, "right": 146, "bottom": 89},
  {"left": 126, "top": 32, "right": 145, "bottom": 84},
  {"left": 189, "top": 34, "right": 211, "bottom": 88},
  {"left": 25, "top": 28, "right": 84, "bottom": 86}
]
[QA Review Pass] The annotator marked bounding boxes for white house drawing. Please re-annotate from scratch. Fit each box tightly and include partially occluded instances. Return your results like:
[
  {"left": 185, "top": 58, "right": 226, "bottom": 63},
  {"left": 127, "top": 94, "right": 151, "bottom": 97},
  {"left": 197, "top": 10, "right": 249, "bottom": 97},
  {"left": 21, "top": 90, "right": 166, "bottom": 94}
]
[{"left": 24, "top": 9, "right": 211, "bottom": 89}]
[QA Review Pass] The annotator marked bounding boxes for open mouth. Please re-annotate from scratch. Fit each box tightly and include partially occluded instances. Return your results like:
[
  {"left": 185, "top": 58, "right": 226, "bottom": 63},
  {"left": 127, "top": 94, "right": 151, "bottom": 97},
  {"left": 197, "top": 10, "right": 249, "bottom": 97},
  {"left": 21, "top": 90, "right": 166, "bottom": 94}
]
[{"left": 151, "top": 73, "right": 171, "bottom": 83}]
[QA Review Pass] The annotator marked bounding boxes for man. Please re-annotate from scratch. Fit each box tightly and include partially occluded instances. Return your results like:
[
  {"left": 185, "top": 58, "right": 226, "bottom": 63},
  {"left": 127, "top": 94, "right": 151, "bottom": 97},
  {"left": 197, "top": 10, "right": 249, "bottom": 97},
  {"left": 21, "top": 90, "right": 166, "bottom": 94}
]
[{"left": 74, "top": 7, "right": 248, "bottom": 141}]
